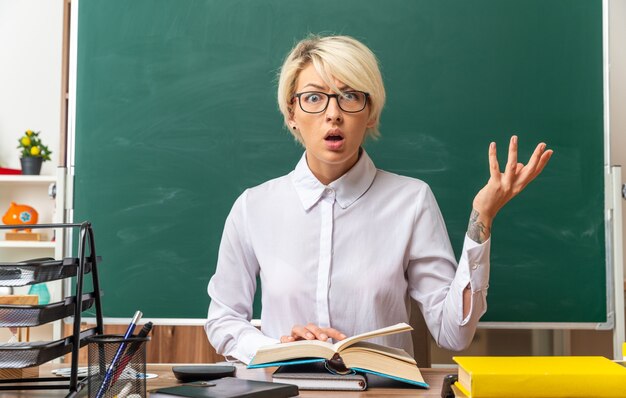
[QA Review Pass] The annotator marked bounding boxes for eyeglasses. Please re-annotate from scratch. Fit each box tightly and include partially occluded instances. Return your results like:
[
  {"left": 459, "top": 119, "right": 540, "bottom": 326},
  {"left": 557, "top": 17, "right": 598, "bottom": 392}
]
[{"left": 292, "top": 91, "right": 370, "bottom": 114}]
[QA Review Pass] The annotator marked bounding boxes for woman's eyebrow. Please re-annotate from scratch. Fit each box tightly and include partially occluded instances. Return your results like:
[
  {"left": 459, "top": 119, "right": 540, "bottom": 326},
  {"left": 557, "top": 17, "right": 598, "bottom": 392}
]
[
  {"left": 302, "top": 83, "right": 328, "bottom": 90},
  {"left": 302, "top": 83, "right": 352, "bottom": 91}
]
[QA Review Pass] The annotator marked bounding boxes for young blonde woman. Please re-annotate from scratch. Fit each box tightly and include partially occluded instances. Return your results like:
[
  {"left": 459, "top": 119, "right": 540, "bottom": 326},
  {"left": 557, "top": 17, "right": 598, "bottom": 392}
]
[{"left": 205, "top": 35, "right": 553, "bottom": 364}]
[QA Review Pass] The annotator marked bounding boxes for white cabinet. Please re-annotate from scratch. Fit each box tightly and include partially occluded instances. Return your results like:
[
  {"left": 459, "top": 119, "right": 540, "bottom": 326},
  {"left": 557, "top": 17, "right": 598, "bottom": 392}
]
[
  {"left": 0, "top": 169, "right": 66, "bottom": 342},
  {"left": 0, "top": 174, "right": 58, "bottom": 261}
]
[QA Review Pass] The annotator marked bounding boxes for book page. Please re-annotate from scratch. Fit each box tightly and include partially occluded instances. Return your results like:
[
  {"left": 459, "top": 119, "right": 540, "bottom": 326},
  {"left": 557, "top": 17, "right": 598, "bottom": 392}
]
[
  {"left": 250, "top": 339, "right": 335, "bottom": 365},
  {"left": 333, "top": 322, "right": 412, "bottom": 352},
  {"left": 343, "top": 341, "right": 416, "bottom": 364}
]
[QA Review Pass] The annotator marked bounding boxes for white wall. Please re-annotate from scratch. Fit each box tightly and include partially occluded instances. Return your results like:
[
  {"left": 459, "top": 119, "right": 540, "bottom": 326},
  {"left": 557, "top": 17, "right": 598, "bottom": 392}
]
[
  {"left": 610, "top": 1, "right": 626, "bottom": 278},
  {"left": 0, "top": 0, "right": 63, "bottom": 176}
]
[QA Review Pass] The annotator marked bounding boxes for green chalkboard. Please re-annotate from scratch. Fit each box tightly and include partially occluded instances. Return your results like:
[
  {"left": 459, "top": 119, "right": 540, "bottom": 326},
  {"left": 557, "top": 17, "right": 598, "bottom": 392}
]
[{"left": 74, "top": 0, "right": 606, "bottom": 324}]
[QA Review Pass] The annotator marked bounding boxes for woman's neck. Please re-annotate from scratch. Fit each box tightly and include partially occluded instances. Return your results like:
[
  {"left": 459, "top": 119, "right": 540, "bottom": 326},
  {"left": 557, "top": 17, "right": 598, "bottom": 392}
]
[{"left": 306, "top": 148, "right": 362, "bottom": 185}]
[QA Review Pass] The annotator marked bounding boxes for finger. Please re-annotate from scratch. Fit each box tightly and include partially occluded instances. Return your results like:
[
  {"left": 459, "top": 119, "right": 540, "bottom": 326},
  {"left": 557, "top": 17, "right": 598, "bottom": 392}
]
[
  {"left": 322, "top": 328, "right": 348, "bottom": 341},
  {"left": 525, "top": 147, "right": 553, "bottom": 181},
  {"left": 280, "top": 335, "right": 295, "bottom": 343},
  {"left": 504, "top": 135, "right": 518, "bottom": 177},
  {"left": 525, "top": 143, "right": 546, "bottom": 171},
  {"left": 517, "top": 148, "right": 553, "bottom": 190},
  {"left": 290, "top": 325, "right": 313, "bottom": 340},
  {"left": 515, "top": 143, "right": 544, "bottom": 182},
  {"left": 534, "top": 149, "right": 553, "bottom": 176},
  {"left": 488, "top": 142, "right": 501, "bottom": 180},
  {"left": 515, "top": 163, "right": 524, "bottom": 174},
  {"left": 305, "top": 323, "right": 329, "bottom": 341}
]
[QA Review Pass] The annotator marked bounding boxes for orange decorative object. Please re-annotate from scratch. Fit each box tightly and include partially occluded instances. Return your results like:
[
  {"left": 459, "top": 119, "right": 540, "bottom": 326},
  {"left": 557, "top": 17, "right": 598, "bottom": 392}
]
[{"left": 2, "top": 202, "right": 39, "bottom": 232}]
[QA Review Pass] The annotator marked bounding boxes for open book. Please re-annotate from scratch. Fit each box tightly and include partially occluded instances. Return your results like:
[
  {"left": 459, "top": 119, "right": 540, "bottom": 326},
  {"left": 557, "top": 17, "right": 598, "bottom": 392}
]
[{"left": 248, "top": 322, "right": 427, "bottom": 388}]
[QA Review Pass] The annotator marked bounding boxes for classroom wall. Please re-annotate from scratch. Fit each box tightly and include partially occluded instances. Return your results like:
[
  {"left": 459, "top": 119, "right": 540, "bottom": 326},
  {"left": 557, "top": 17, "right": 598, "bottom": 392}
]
[
  {"left": 0, "top": 0, "right": 63, "bottom": 175},
  {"left": 0, "top": 0, "right": 64, "bottom": 344},
  {"left": 0, "top": 0, "right": 624, "bottom": 361}
]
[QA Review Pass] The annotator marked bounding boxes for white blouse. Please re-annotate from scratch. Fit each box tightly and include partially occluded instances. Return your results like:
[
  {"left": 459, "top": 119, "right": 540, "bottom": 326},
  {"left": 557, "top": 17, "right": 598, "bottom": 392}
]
[{"left": 206, "top": 150, "right": 490, "bottom": 364}]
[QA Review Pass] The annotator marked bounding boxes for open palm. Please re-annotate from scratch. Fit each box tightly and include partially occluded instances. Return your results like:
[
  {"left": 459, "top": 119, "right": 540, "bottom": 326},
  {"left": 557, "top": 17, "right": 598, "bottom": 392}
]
[{"left": 473, "top": 135, "right": 553, "bottom": 221}]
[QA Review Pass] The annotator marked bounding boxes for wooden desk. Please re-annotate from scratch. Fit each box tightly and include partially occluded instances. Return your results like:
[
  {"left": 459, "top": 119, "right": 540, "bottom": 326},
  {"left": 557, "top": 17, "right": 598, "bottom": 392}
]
[{"left": 0, "top": 364, "right": 456, "bottom": 397}]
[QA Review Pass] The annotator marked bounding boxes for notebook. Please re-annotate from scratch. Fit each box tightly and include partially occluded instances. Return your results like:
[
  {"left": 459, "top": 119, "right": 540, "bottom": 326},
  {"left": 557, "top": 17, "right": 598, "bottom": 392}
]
[{"left": 272, "top": 361, "right": 367, "bottom": 391}]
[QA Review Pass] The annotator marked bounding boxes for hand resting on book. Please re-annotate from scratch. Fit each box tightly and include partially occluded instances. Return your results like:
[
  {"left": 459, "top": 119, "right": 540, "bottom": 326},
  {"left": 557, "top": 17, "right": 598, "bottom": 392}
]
[{"left": 280, "top": 323, "right": 347, "bottom": 343}]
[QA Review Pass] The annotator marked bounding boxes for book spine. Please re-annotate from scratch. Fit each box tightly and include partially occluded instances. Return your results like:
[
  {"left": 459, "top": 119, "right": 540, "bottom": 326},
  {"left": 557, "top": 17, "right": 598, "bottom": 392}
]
[{"left": 474, "top": 373, "right": 626, "bottom": 397}]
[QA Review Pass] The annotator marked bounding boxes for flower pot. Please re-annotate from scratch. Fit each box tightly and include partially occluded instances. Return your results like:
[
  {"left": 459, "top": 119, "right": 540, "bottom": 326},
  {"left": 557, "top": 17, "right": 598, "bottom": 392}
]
[{"left": 20, "top": 157, "right": 43, "bottom": 175}]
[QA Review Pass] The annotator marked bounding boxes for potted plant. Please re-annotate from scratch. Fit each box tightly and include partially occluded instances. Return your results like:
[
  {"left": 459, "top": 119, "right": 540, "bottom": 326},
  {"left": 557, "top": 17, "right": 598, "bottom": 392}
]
[{"left": 17, "top": 130, "right": 52, "bottom": 175}]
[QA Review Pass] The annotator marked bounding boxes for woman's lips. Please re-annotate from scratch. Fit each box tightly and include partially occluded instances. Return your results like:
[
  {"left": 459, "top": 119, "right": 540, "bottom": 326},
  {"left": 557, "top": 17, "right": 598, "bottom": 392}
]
[
  {"left": 324, "top": 135, "right": 344, "bottom": 150},
  {"left": 324, "top": 129, "right": 345, "bottom": 150}
]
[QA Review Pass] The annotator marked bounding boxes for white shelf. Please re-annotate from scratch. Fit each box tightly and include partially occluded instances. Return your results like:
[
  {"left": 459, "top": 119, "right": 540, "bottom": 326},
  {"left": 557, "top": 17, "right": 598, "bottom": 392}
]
[
  {"left": 0, "top": 240, "right": 56, "bottom": 248},
  {"left": 0, "top": 175, "right": 56, "bottom": 183}
]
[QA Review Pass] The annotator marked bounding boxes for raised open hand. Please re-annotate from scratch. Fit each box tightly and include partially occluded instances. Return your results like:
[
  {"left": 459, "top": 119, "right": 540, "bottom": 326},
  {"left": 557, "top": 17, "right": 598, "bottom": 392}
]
[{"left": 468, "top": 136, "right": 553, "bottom": 243}]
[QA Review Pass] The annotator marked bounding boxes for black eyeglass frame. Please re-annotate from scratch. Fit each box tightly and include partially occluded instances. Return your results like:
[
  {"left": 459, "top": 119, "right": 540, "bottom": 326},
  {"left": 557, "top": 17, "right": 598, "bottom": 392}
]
[{"left": 291, "top": 91, "right": 370, "bottom": 114}]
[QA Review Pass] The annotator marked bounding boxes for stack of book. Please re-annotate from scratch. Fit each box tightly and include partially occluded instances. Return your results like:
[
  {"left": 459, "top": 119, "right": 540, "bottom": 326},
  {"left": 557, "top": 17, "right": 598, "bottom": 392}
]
[
  {"left": 453, "top": 356, "right": 626, "bottom": 397},
  {"left": 248, "top": 322, "right": 427, "bottom": 389}
]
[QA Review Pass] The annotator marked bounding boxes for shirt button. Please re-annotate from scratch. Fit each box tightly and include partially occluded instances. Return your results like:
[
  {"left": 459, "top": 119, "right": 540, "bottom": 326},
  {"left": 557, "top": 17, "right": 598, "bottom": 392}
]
[
  {"left": 325, "top": 188, "right": 334, "bottom": 195},
  {"left": 471, "top": 263, "right": 480, "bottom": 270}
]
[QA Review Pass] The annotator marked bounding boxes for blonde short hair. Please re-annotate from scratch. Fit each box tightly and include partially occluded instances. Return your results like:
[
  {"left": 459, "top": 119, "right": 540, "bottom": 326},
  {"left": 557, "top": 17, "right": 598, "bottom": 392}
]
[{"left": 277, "top": 35, "right": 386, "bottom": 144}]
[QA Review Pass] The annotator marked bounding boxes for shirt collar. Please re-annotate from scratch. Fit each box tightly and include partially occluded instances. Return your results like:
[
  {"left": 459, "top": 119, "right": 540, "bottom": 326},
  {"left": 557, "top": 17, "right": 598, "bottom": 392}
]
[{"left": 290, "top": 149, "right": 377, "bottom": 211}]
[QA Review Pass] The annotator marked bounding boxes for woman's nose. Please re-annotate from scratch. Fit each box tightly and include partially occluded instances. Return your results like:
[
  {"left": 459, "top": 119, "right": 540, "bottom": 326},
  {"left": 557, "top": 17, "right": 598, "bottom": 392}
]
[{"left": 325, "top": 96, "right": 343, "bottom": 123}]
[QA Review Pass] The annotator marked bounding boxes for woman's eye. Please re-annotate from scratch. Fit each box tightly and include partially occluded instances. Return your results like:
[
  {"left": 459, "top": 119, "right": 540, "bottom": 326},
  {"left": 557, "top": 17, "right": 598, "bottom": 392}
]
[
  {"left": 303, "top": 94, "right": 322, "bottom": 103},
  {"left": 343, "top": 92, "right": 358, "bottom": 101}
]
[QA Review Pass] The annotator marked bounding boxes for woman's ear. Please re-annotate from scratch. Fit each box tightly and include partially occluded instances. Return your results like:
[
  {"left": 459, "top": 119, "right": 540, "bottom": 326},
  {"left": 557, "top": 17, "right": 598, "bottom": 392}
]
[
  {"left": 287, "top": 112, "right": 297, "bottom": 130},
  {"left": 366, "top": 116, "right": 377, "bottom": 129},
  {"left": 287, "top": 119, "right": 296, "bottom": 131}
]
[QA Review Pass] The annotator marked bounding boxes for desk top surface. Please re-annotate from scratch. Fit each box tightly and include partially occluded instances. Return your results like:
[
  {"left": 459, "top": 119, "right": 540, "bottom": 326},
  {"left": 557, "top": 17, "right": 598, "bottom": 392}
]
[{"left": 0, "top": 364, "right": 456, "bottom": 397}]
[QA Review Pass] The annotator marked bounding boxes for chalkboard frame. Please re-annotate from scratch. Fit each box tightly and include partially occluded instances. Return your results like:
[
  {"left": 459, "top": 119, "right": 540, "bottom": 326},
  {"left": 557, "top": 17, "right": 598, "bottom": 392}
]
[{"left": 63, "top": 0, "right": 619, "bottom": 335}]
